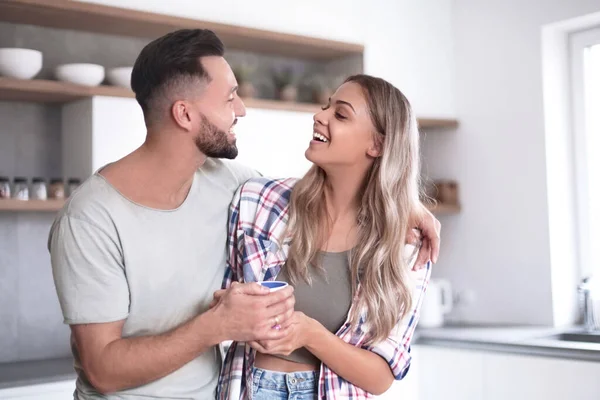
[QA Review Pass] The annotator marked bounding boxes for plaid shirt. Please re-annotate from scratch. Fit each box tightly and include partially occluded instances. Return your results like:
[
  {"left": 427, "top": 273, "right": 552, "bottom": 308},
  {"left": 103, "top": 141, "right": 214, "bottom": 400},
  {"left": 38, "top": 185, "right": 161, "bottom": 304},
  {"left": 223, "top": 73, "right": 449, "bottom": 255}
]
[{"left": 217, "top": 177, "right": 431, "bottom": 400}]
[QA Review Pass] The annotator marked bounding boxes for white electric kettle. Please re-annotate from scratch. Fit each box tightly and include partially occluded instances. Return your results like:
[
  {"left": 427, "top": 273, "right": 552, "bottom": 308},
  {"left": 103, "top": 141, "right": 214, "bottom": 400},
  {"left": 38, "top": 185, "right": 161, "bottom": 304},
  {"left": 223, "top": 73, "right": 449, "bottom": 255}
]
[{"left": 419, "top": 279, "right": 453, "bottom": 328}]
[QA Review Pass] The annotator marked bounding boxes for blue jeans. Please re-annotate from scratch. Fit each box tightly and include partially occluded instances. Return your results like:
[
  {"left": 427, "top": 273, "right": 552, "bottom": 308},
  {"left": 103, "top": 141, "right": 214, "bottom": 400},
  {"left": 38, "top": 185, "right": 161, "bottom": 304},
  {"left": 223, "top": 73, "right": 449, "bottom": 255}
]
[{"left": 251, "top": 367, "right": 317, "bottom": 400}]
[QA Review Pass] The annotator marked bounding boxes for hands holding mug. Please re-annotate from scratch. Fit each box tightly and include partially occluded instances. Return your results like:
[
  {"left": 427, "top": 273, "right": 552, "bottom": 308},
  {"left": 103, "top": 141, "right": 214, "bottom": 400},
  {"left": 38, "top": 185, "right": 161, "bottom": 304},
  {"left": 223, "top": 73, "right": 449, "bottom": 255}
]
[{"left": 209, "top": 281, "right": 296, "bottom": 344}]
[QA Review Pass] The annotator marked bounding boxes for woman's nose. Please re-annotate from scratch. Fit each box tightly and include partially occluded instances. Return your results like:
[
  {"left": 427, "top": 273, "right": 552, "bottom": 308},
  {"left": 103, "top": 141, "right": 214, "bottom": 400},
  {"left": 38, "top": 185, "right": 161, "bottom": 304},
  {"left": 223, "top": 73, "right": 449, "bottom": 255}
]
[{"left": 313, "top": 109, "right": 327, "bottom": 126}]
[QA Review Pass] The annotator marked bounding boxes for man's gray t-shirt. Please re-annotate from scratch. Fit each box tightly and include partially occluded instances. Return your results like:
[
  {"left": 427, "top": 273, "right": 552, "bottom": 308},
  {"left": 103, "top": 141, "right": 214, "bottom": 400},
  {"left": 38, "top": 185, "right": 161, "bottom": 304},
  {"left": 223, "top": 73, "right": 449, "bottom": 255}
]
[{"left": 48, "top": 158, "right": 258, "bottom": 399}]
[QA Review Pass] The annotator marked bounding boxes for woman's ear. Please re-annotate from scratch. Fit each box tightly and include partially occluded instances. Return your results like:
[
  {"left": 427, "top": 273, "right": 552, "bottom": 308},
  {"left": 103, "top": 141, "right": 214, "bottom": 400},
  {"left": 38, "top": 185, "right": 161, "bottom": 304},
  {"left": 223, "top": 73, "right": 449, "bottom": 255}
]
[{"left": 366, "top": 135, "right": 383, "bottom": 158}]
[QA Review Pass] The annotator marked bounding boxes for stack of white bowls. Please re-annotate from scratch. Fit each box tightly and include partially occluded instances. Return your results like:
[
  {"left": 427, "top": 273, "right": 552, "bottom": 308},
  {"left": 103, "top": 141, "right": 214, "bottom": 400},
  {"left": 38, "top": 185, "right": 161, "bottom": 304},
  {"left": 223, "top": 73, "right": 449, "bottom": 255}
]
[
  {"left": 54, "top": 65, "right": 133, "bottom": 88},
  {"left": 0, "top": 47, "right": 133, "bottom": 89}
]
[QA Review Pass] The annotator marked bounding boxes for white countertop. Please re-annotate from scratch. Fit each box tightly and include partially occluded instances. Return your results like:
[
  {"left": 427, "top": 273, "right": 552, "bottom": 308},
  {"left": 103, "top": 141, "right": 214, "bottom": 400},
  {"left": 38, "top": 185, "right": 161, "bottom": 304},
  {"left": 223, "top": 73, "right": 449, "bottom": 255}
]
[
  {"left": 0, "top": 357, "right": 75, "bottom": 390},
  {"left": 415, "top": 324, "right": 600, "bottom": 361}
]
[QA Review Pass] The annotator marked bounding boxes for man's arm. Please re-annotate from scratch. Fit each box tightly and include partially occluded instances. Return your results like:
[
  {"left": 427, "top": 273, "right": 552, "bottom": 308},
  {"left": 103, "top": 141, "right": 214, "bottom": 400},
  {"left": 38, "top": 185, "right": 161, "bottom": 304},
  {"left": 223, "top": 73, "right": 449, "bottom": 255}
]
[
  {"left": 72, "top": 282, "right": 295, "bottom": 394},
  {"left": 50, "top": 214, "right": 295, "bottom": 394},
  {"left": 72, "top": 313, "right": 216, "bottom": 394}
]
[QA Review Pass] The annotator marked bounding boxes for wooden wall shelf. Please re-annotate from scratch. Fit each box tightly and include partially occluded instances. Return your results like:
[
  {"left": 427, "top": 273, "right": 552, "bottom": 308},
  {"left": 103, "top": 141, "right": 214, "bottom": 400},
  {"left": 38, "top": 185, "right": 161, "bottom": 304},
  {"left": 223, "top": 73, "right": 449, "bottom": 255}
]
[
  {"left": 0, "top": 77, "right": 132, "bottom": 103},
  {"left": 0, "top": 199, "right": 66, "bottom": 212},
  {"left": 419, "top": 118, "right": 459, "bottom": 130},
  {"left": 0, "top": 78, "right": 459, "bottom": 128},
  {"left": 0, "top": 0, "right": 364, "bottom": 60},
  {"left": 427, "top": 203, "right": 461, "bottom": 216}
]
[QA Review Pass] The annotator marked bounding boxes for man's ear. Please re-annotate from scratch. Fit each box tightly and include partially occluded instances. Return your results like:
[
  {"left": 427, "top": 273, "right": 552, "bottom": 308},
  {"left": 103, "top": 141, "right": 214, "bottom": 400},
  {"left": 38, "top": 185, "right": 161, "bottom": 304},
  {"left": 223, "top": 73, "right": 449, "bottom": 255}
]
[{"left": 171, "top": 101, "right": 193, "bottom": 131}]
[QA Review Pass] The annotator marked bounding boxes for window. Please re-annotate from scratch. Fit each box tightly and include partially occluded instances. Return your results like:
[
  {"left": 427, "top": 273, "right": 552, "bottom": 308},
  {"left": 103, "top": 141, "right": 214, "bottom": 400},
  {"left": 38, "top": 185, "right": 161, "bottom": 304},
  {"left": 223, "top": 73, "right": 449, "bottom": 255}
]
[{"left": 570, "top": 27, "right": 600, "bottom": 278}]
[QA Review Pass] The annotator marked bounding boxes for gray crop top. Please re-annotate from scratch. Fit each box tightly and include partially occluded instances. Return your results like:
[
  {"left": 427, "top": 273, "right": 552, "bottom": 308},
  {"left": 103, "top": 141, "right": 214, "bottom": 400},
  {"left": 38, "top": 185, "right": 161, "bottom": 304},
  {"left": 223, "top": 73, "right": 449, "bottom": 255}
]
[{"left": 274, "top": 250, "right": 352, "bottom": 367}]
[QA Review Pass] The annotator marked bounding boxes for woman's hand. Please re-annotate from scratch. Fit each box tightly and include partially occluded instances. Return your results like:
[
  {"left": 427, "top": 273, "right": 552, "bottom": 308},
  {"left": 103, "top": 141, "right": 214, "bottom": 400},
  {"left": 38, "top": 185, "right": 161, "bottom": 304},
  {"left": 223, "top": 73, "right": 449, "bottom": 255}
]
[
  {"left": 249, "top": 311, "right": 317, "bottom": 356},
  {"left": 408, "top": 204, "right": 441, "bottom": 269},
  {"left": 209, "top": 289, "right": 226, "bottom": 309}
]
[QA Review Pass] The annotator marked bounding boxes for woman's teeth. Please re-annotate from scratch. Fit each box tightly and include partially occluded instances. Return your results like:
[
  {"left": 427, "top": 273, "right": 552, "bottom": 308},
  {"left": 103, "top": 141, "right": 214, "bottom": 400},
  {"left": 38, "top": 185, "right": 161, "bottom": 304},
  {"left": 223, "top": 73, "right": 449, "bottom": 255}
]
[{"left": 313, "top": 132, "right": 328, "bottom": 142}]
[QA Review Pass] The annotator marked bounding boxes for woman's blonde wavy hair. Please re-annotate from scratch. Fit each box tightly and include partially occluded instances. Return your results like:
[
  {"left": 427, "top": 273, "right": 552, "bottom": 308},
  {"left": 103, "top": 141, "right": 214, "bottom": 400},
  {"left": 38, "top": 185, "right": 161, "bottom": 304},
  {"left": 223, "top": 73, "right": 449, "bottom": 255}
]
[{"left": 285, "top": 74, "right": 421, "bottom": 345}]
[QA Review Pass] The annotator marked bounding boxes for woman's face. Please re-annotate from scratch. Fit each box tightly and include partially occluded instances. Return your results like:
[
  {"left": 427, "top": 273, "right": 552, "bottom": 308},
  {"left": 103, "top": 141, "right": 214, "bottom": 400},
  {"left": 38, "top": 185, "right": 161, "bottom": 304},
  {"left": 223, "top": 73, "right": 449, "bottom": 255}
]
[{"left": 305, "top": 82, "right": 380, "bottom": 170}]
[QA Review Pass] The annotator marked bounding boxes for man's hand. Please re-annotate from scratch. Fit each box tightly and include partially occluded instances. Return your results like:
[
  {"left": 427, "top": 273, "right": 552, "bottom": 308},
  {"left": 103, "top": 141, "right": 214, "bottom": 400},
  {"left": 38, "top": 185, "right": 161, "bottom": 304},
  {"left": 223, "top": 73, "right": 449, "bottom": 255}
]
[
  {"left": 249, "top": 311, "right": 315, "bottom": 356},
  {"left": 209, "top": 289, "right": 226, "bottom": 309},
  {"left": 407, "top": 204, "right": 441, "bottom": 269},
  {"left": 210, "top": 282, "right": 295, "bottom": 343}
]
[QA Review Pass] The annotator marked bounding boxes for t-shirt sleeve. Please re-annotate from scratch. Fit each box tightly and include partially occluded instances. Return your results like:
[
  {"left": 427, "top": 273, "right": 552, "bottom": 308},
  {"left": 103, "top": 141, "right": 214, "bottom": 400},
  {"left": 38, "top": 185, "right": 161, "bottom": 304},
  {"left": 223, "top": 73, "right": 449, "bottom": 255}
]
[
  {"left": 224, "top": 159, "right": 262, "bottom": 186},
  {"left": 49, "top": 215, "right": 130, "bottom": 325}
]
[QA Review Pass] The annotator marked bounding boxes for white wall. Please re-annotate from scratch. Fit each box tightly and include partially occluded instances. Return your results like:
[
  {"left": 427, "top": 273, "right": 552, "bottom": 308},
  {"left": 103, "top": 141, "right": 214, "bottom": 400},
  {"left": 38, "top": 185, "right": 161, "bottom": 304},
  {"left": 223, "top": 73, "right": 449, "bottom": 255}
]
[
  {"left": 91, "top": 97, "right": 146, "bottom": 172},
  {"left": 62, "top": 97, "right": 146, "bottom": 178},
  {"left": 364, "top": 0, "right": 455, "bottom": 118},
  {"left": 423, "top": 0, "right": 600, "bottom": 325},
  {"left": 235, "top": 109, "right": 313, "bottom": 178},
  {"left": 75, "top": 0, "right": 455, "bottom": 118}
]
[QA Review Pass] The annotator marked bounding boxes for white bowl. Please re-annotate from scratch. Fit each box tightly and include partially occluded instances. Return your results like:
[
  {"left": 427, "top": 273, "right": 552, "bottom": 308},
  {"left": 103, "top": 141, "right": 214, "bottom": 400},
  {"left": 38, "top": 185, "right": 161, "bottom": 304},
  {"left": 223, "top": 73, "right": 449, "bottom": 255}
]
[
  {"left": 55, "top": 63, "right": 105, "bottom": 86},
  {"left": 106, "top": 67, "right": 133, "bottom": 88},
  {"left": 0, "top": 48, "right": 43, "bottom": 79}
]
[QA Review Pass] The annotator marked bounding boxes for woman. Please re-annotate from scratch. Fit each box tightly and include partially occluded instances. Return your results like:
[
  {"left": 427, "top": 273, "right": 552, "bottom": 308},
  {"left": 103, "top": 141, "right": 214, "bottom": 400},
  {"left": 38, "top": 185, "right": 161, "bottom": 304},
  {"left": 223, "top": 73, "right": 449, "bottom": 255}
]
[{"left": 218, "top": 74, "right": 431, "bottom": 399}]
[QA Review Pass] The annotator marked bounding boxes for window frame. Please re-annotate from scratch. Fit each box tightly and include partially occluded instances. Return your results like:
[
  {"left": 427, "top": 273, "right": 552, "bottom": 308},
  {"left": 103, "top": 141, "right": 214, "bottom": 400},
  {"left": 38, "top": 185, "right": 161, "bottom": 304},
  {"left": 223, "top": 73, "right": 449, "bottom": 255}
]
[{"left": 569, "top": 26, "right": 600, "bottom": 278}]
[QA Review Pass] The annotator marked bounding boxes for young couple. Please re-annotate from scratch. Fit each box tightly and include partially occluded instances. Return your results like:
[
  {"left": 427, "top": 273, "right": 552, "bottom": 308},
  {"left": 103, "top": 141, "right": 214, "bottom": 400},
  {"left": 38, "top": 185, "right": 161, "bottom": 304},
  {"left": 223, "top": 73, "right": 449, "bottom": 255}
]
[{"left": 49, "top": 28, "right": 439, "bottom": 400}]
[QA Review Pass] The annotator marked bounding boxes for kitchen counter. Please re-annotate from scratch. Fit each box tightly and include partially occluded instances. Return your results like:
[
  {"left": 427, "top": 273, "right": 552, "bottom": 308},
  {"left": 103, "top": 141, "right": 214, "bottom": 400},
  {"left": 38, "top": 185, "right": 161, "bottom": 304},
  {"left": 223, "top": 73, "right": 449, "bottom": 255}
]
[
  {"left": 414, "top": 324, "right": 600, "bottom": 362},
  {"left": 0, "top": 357, "right": 75, "bottom": 390},
  {"left": 2, "top": 326, "right": 600, "bottom": 391}
]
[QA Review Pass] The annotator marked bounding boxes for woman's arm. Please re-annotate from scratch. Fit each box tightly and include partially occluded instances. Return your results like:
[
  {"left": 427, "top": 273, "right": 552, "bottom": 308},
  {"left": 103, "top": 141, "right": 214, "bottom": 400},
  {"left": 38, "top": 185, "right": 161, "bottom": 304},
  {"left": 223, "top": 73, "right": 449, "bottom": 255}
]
[
  {"left": 306, "top": 318, "right": 394, "bottom": 395},
  {"left": 250, "top": 312, "right": 393, "bottom": 395},
  {"left": 253, "top": 263, "right": 431, "bottom": 394}
]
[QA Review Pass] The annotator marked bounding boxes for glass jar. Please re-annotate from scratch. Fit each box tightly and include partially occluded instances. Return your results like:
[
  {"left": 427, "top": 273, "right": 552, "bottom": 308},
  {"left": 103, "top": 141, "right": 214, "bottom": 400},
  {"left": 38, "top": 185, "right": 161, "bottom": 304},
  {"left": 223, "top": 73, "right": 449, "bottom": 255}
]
[
  {"left": 0, "top": 176, "right": 10, "bottom": 199},
  {"left": 48, "top": 178, "right": 65, "bottom": 200},
  {"left": 31, "top": 177, "right": 48, "bottom": 200},
  {"left": 12, "top": 177, "right": 29, "bottom": 200},
  {"left": 67, "top": 178, "right": 81, "bottom": 197}
]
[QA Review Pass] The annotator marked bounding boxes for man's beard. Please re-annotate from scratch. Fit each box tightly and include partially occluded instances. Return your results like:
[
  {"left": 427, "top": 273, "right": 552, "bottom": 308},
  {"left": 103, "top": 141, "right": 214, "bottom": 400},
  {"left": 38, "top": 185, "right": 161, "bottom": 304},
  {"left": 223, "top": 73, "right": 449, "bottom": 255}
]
[{"left": 194, "top": 115, "right": 238, "bottom": 159}]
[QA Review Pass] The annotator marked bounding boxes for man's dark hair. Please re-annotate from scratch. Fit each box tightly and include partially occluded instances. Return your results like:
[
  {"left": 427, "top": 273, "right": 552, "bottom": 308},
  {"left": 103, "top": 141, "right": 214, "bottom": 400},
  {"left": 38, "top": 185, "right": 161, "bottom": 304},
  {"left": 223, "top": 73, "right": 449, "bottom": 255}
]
[{"left": 131, "top": 29, "right": 225, "bottom": 123}]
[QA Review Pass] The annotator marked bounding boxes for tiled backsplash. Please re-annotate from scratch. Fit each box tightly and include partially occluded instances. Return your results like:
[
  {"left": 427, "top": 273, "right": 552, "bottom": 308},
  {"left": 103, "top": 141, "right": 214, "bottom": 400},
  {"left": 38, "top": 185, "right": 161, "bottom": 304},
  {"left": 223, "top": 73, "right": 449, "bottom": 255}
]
[
  {"left": 0, "top": 102, "right": 61, "bottom": 179},
  {"left": 0, "top": 213, "right": 71, "bottom": 363},
  {"left": 0, "top": 102, "right": 68, "bottom": 363}
]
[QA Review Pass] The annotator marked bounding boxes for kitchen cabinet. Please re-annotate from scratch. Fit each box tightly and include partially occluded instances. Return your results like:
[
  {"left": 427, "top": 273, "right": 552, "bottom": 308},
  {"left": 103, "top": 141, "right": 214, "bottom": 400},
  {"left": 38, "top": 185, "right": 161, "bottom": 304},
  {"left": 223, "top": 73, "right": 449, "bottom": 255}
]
[
  {"left": 61, "top": 96, "right": 316, "bottom": 181},
  {"left": 417, "top": 345, "right": 484, "bottom": 400},
  {"left": 62, "top": 97, "right": 146, "bottom": 179},
  {"left": 417, "top": 345, "right": 600, "bottom": 400},
  {"left": 484, "top": 352, "right": 600, "bottom": 400},
  {"left": 0, "top": 380, "right": 75, "bottom": 399},
  {"left": 379, "top": 346, "right": 420, "bottom": 399}
]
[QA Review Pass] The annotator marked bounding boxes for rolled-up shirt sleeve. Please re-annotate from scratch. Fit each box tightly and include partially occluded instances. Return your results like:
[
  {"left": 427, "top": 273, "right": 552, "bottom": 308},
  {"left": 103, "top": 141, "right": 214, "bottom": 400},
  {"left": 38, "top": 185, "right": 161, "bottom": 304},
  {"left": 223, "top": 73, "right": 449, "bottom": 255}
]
[{"left": 364, "top": 261, "right": 431, "bottom": 379}]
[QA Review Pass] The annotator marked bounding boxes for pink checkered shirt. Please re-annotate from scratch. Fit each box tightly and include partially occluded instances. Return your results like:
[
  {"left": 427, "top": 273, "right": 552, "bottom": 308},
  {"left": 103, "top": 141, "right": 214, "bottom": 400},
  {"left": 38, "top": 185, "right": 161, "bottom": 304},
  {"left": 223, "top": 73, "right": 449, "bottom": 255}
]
[{"left": 217, "top": 177, "right": 431, "bottom": 399}]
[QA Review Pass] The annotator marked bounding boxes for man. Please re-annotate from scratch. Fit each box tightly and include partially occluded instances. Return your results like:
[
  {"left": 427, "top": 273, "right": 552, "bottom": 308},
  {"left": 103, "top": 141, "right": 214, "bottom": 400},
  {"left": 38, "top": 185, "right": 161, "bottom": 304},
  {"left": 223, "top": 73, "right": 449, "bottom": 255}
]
[{"left": 49, "top": 29, "right": 440, "bottom": 399}]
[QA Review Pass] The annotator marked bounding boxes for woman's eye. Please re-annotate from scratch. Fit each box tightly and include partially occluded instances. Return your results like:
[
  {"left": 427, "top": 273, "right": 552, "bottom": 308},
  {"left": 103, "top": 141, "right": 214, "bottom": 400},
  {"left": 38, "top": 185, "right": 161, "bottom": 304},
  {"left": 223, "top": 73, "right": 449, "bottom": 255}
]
[
  {"left": 335, "top": 112, "right": 346, "bottom": 120},
  {"left": 321, "top": 105, "right": 329, "bottom": 111}
]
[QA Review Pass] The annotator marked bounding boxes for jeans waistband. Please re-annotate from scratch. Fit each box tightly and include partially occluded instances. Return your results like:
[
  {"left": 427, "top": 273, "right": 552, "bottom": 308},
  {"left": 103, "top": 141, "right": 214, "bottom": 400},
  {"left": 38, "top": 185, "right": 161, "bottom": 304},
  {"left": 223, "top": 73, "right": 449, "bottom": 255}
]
[{"left": 252, "top": 367, "right": 317, "bottom": 392}]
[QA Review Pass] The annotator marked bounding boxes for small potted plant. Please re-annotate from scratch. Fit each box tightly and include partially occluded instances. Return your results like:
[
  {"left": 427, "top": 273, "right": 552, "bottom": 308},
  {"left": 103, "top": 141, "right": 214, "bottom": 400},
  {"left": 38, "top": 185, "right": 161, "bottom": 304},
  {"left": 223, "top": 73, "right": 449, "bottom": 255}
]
[
  {"left": 307, "top": 74, "right": 333, "bottom": 105},
  {"left": 272, "top": 67, "right": 298, "bottom": 102},
  {"left": 232, "top": 64, "right": 256, "bottom": 99}
]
